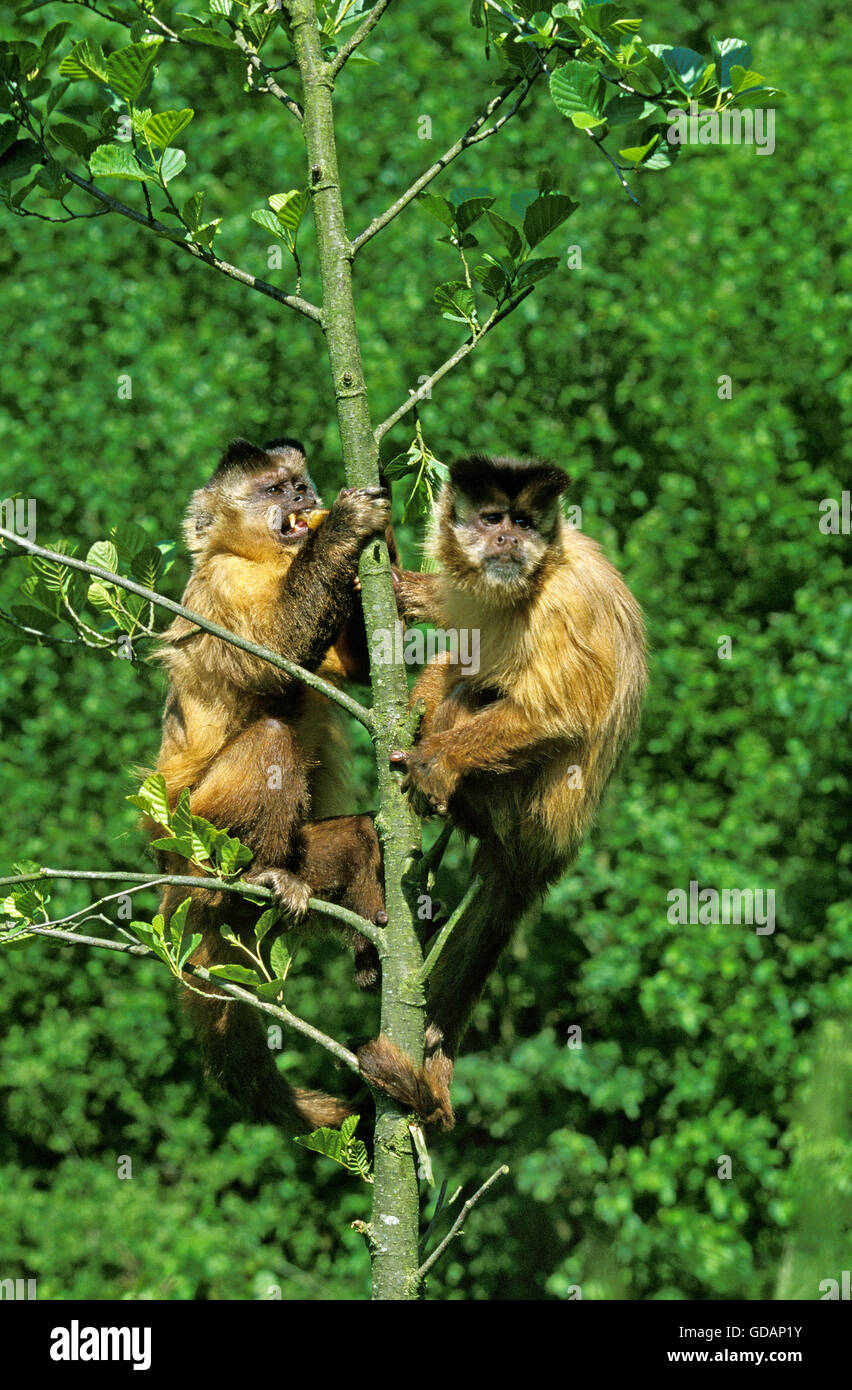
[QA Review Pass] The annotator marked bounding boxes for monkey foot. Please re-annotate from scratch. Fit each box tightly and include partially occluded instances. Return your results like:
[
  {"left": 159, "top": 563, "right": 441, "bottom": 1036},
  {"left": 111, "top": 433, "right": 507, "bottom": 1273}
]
[{"left": 244, "top": 867, "right": 312, "bottom": 920}]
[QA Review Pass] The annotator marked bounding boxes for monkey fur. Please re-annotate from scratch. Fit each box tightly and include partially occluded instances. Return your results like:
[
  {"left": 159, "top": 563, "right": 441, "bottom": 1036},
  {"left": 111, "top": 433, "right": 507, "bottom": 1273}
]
[
  {"left": 154, "top": 437, "right": 391, "bottom": 1132},
  {"left": 358, "top": 454, "right": 648, "bottom": 1129}
]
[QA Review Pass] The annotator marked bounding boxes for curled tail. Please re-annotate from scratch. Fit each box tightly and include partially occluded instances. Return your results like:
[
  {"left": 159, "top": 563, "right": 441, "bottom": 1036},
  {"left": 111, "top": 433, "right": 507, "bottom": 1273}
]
[{"left": 185, "top": 988, "right": 352, "bottom": 1131}]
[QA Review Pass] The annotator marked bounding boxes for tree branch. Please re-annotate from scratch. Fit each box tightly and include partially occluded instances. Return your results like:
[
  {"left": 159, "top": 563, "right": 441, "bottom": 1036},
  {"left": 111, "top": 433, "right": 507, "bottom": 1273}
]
[
  {"left": 0, "top": 529, "right": 373, "bottom": 731},
  {"left": 14, "top": 920, "right": 359, "bottom": 1071},
  {"left": 350, "top": 73, "right": 538, "bottom": 255},
  {"left": 419, "top": 875, "right": 481, "bottom": 981},
  {"left": 0, "top": 868, "right": 385, "bottom": 948},
  {"left": 374, "top": 287, "right": 534, "bottom": 441},
  {"left": 230, "top": 28, "right": 304, "bottom": 119},
  {"left": 57, "top": 168, "right": 321, "bottom": 321},
  {"left": 330, "top": 0, "right": 394, "bottom": 78},
  {"left": 416, "top": 1165, "right": 510, "bottom": 1281}
]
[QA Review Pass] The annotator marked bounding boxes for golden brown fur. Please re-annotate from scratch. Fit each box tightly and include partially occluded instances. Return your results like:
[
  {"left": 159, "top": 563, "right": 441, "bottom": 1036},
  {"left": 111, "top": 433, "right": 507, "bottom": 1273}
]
[
  {"left": 358, "top": 454, "right": 647, "bottom": 1128},
  {"left": 154, "top": 437, "right": 390, "bottom": 1131}
]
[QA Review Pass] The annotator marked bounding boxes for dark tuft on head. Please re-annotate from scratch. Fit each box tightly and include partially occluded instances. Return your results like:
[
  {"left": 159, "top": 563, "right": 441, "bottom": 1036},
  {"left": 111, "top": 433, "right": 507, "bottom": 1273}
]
[
  {"left": 450, "top": 453, "right": 570, "bottom": 504},
  {"left": 264, "top": 436, "right": 306, "bottom": 456},
  {"left": 208, "top": 438, "right": 271, "bottom": 484}
]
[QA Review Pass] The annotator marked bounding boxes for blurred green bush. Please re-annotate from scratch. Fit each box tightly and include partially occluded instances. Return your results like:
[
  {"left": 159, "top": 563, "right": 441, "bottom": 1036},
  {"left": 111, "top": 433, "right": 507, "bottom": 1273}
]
[{"left": 0, "top": 0, "right": 849, "bottom": 1299}]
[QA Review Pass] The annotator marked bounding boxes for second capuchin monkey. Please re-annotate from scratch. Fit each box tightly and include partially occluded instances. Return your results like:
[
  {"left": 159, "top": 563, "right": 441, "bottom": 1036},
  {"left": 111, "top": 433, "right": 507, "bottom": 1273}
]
[{"left": 358, "top": 453, "right": 647, "bottom": 1129}]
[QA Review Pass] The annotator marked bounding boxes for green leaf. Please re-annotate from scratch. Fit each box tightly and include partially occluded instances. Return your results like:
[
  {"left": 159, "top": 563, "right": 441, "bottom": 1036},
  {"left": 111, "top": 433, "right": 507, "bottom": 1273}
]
[
  {"left": 549, "top": 63, "right": 605, "bottom": 121},
  {"left": 177, "top": 932, "right": 202, "bottom": 970},
  {"left": 252, "top": 208, "right": 288, "bottom": 241},
  {"left": 127, "top": 772, "right": 172, "bottom": 828},
  {"left": 474, "top": 261, "right": 510, "bottom": 300},
  {"left": 50, "top": 122, "right": 100, "bottom": 159},
  {"left": 618, "top": 133, "right": 660, "bottom": 164},
  {"left": 130, "top": 544, "right": 162, "bottom": 588},
  {"left": 455, "top": 195, "right": 495, "bottom": 233},
  {"left": 207, "top": 963, "right": 262, "bottom": 986},
  {"left": 144, "top": 108, "right": 193, "bottom": 150},
  {"left": 269, "top": 936, "right": 293, "bottom": 983},
  {"left": 254, "top": 908, "right": 281, "bottom": 946},
  {"left": 38, "top": 22, "right": 72, "bottom": 66},
  {"left": 516, "top": 256, "right": 560, "bottom": 288},
  {"left": 104, "top": 40, "right": 163, "bottom": 102},
  {"left": 659, "top": 46, "right": 707, "bottom": 96},
  {"left": 178, "top": 27, "right": 235, "bottom": 50},
  {"left": 433, "top": 281, "right": 476, "bottom": 325},
  {"left": 0, "top": 138, "right": 41, "bottom": 182},
  {"left": 59, "top": 40, "right": 110, "bottom": 86},
  {"left": 418, "top": 192, "right": 456, "bottom": 229},
  {"left": 486, "top": 210, "right": 522, "bottom": 260},
  {"left": 86, "top": 539, "right": 119, "bottom": 573},
  {"left": 167, "top": 895, "right": 191, "bottom": 952},
  {"left": 729, "top": 65, "right": 766, "bottom": 96},
  {"left": 150, "top": 835, "right": 194, "bottom": 859},
  {"left": 711, "top": 36, "right": 752, "bottom": 91},
  {"left": 523, "top": 193, "right": 578, "bottom": 250},
  {"left": 159, "top": 148, "right": 186, "bottom": 184},
  {"left": 268, "top": 189, "right": 306, "bottom": 240},
  {"left": 604, "top": 93, "right": 663, "bottom": 126},
  {"left": 89, "top": 145, "right": 151, "bottom": 182}
]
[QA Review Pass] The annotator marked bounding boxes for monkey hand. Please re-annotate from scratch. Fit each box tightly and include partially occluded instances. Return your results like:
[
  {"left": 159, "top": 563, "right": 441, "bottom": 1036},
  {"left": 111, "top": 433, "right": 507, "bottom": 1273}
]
[
  {"left": 243, "top": 866, "right": 312, "bottom": 921},
  {"left": 326, "top": 485, "right": 391, "bottom": 545},
  {"left": 390, "top": 743, "right": 457, "bottom": 818}
]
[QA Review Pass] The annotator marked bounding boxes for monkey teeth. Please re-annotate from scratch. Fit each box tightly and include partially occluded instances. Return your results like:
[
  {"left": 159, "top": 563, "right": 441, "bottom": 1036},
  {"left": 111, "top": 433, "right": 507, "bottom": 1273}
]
[{"left": 284, "top": 508, "right": 328, "bottom": 536}]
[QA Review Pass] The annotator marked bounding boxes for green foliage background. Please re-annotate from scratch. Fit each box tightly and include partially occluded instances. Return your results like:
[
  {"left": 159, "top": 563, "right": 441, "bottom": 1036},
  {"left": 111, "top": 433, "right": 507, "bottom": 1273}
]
[{"left": 1, "top": 0, "right": 849, "bottom": 1300}]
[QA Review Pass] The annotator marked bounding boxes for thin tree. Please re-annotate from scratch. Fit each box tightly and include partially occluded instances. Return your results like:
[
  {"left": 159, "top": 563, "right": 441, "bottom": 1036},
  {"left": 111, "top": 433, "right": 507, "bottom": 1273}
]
[{"left": 0, "top": 1, "right": 777, "bottom": 1299}]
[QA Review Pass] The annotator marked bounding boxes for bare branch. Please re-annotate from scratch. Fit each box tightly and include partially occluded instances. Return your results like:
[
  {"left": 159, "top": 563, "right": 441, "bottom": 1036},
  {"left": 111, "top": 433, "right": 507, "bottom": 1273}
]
[
  {"left": 330, "top": 0, "right": 394, "bottom": 78},
  {"left": 416, "top": 1165, "right": 510, "bottom": 1281},
  {"left": 374, "top": 287, "right": 534, "bottom": 441},
  {"left": 0, "top": 869, "right": 385, "bottom": 948},
  {"left": 351, "top": 73, "right": 538, "bottom": 255},
  {"left": 0, "top": 529, "right": 373, "bottom": 731}
]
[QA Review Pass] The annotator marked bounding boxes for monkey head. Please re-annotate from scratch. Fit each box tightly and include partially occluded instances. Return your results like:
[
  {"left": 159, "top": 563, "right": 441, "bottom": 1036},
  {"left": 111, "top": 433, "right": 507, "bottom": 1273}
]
[
  {"left": 185, "top": 437, "right": 328, "bottom": 560},
  {"left": 434, "top": 454, "right": 571, "bottom": 602}
]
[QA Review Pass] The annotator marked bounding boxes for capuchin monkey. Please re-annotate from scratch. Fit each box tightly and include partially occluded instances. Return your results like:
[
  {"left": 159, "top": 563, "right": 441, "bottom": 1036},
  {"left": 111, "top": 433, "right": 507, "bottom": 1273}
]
[
  {"left": 154, "top": 437, "right": 390, "bottom": 1131},
  {"left": 358, "top": 453, "right": 647, "bottom": 1128}
]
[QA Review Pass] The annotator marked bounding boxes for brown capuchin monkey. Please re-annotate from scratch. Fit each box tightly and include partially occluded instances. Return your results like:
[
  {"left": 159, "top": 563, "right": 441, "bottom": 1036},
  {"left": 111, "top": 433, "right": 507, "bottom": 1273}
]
[
  {"left": 154, "top": 437, "right": 390, "bottom": 1131},
  {"left": 358, "top": 453, "right": 647, "bottom": 1129}
]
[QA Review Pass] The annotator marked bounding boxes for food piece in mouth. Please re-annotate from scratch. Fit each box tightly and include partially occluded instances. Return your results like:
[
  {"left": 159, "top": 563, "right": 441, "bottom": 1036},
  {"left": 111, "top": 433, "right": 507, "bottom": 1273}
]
[{"left": 287, "top": 508, "right": 329, "bottom": 533}]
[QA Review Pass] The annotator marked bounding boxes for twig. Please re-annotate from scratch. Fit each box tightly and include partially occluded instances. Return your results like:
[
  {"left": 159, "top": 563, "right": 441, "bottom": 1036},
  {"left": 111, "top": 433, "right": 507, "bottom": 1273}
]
[
  {"left": 0, "top": 529, "right": 373, "bottom": 731},
  {"left": 230, "top": 29, "right": 304, "bottom": 119},
  {"left": 14, "top": 921, "right": 359, "bottom": 1071},
  {"left": 410, "top": 821, "right": 454, "bottom": 888},
  {"left": 0, "top": 868, "right": 385, "bottom": 948},
  {"left": 350, "top": 73, "right": 539, "bottom": 255},
  {"left": 419, "top": 876, "right": 481, "bottom": 981},
  {"left": 57, "top": 169, "right": 321, "bottom": 322},
  {"left": 330, "top": 0, "right": 394, "bottom": 78},
  {"left": 416, "top": 1165, "right": 510, "bottom": 1280},
  {"left": 374, "top": 288, "right": 534, "bottom": 441}
]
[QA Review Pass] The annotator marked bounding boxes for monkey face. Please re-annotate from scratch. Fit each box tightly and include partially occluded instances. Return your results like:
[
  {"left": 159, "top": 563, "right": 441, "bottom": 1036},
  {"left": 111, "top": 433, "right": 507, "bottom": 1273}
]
[
  {"left": 457, "top": 499, "right": 548, "bottom": 592},
  {"left": 247, "top": 464, "right": 325, "bottom": 547}
]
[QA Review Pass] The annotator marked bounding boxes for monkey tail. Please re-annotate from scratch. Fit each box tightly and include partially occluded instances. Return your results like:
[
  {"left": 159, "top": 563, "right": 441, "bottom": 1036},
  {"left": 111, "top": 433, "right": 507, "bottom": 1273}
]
[
  {"left": 185, "top": 989, "right": 353, "bottom": 1132},
  {"left": 358, "top": 861, "right": 532, "bottom": 1129}
]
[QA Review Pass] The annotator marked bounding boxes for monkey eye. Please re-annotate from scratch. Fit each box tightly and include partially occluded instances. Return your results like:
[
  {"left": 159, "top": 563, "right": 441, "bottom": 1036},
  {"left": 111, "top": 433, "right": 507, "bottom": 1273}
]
[
  {"left": 513, "top": 515, "right": 533, "bottom": 530},
  {"left": 265, "top": 484, "right": 284, "bottom": 494},
  {"left": 481, "top": 511, "right": 503, "bottom": 525}
]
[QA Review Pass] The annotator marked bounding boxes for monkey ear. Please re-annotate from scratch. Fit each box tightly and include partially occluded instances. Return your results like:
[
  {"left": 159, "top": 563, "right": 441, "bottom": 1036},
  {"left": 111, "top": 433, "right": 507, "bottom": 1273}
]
[{"left": 208, "top": 438, "right": 270, "bottom": 484}]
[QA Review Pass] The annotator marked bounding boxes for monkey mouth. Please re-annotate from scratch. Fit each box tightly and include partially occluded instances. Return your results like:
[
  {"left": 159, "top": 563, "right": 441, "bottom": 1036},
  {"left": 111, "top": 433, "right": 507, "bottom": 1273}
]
[{"left": 278, "top": 508, "right": 328, "bottom": 542}]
